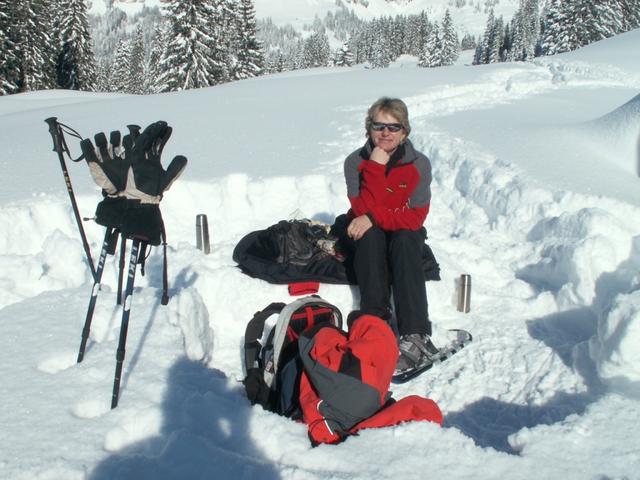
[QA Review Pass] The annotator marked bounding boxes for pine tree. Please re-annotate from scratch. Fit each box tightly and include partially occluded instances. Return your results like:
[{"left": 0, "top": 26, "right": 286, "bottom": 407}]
[
  {"left": 111, "top": 39, "right": 132, "bottom": 92},
  {"left": 482, "top": 10, "right": 505, "bottom": 64},
  {"left": 419, "top": 22, "right": 441, "bottom": 68},
  {"left": 541, "top": 0, "right": 578, "bottom": 55},
  {"left": 57, "top": 0, "right": 96, "bottom": 91},
  {"left": 94, "top": 57, "right": 112, "bottom": 92},
  {"left": 157, "top": 0, "right": 226, "bottom": 92},
  {"left": 128, "top": 26, "right": 145, "bottom": 94},
  {"left": 440, "top": 9, "right": 460, "bottom": 66},
  {"left": 146, "top": 24, "right": 167, "bottom": 93},
  {"left": 574, "top": 1, "right": 620, "bottom": 46},
  {"left": 0, "top": 1, "right": 20, "bottom": 94},
  {"left": 368, "top": 19, "right": 392, "bottom": 68},
  {"left": 234, "top": 0, "right": 264, "bottom": 80},
  {"left": 404, "top": 12, "right": 429, "bottom": 57},
  {"left": 14, "top": 0, "right": 56, "bottom": 92},
  {"left": 390, "top": 15, "right": 405, "bottom": 59},
  {"left": 619, "top": 0, "right": 640, "bottom": 32},
  {"left": 303, "top": 31, "right": 331, "bottom": 68},
  {"left": 508, "top": 0, "right": 540, "bottom": 61},
  {"left": 333, "top": 43, "right": 354, "bottom": 67},
  {"left": 460, "top": 33, "right": 477, "bottom": 50}
]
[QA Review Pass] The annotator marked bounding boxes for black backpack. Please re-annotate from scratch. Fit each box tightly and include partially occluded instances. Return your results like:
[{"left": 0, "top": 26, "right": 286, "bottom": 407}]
[{"left": 243, "top": 296, "right": 343, "bottom": 418}]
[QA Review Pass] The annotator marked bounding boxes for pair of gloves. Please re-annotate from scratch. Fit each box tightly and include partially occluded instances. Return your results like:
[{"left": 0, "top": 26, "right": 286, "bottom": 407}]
[{"left": 80, "top": 121, "right": 187, "bottom": 245}]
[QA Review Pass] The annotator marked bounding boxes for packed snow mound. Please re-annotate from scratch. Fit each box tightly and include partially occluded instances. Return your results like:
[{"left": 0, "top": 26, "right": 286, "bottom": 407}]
[
  {"left": 590, "top": 288, "right": 640, "bottom": 397},
  {"left": 583, "top": 93, "right": 640, "bottom": 176}
]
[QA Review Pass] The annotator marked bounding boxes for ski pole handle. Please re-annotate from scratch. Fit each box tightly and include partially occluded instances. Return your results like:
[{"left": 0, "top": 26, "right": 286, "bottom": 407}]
[{"left": 44, "top": 117, "right": 62, "bottom": 153}]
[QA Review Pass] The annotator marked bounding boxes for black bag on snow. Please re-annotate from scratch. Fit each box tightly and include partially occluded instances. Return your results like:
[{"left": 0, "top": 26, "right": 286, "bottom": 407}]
[
  {"left": 233, "top": 216, "right": 440, "bottom": 285},
  {"left": 243, "top": 296, "right": 343, "bottom": 418}
]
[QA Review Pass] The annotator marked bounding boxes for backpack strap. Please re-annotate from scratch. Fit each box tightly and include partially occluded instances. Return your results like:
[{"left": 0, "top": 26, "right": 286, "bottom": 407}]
[
  {"left": 244, "top": 302, "right": 286, "bottom": 373},
  {"left": 271, "top": 296, "right": 342, "bottom": 380}
]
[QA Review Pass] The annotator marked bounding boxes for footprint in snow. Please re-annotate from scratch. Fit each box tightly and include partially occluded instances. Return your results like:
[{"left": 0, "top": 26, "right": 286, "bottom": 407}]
[
  {"left": 72, "top": 399, "right": 111, "bottom": 419},
  {"left": 37, "top": 352, "right": 77, "bottom": 374}
]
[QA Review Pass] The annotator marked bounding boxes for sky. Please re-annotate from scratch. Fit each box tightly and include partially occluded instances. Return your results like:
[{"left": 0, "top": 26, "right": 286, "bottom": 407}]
[{"left": 0, "top": 25, "right": 639, "bottom": 480}]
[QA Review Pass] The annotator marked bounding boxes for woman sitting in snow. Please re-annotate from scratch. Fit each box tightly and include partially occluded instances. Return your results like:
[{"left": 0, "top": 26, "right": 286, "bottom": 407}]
[{"left": 339, "top": 96, "right": 437, "bottom": 374}]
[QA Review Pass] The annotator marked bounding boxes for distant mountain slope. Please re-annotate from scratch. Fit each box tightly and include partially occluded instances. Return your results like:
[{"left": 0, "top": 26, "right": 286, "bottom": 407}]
[{"left": 89, "top": 0, "right": 520, "bottom": 35}]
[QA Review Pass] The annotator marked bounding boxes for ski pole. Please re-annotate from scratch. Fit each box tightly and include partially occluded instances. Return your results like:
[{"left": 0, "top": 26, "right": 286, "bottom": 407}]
[
  {"left": 77, "top": 227, "right": 116, "bottom": 363},
  {"left": 44, "top": 117, "right": 96, "bottom": 281},
  {"left": 111, "top": 239, "right": 142, "bottom": 409},
  {"left": 117, "top": 233, "right": 126, "bottom": 305}
]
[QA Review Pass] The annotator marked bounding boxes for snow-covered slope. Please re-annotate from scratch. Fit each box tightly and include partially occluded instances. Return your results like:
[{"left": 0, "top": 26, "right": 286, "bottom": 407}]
[
  {"left": 89, "top": 0, "right": 519, "bottom": 34},
  {"left": 1, "top": 28, "right": 640, "bottom": 480}
]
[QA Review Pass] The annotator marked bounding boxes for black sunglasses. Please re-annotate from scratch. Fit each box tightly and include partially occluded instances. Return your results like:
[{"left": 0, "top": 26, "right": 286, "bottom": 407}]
[{"left": 371, "top": 122, "right": 403, "bottom": 133}]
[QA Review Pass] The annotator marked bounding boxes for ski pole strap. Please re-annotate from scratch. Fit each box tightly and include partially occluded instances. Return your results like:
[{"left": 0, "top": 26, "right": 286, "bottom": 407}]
[
  {"left": 244, "top": 302, "right": 286, "bottom": 372},
  {"left": 44, "top": 117, "right": 85, "bottom": 163},
  {"left": 161, "top": 219, "right": 169, "bottom": 306}
]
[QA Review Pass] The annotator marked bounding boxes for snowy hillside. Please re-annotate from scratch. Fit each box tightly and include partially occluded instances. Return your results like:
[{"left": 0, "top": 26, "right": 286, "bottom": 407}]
[
  {"left": 89, "top": 0, "right": 519, "bottom": 34},
  {"left": 1, "top": 28, "right": 640, "bottom": 480}
]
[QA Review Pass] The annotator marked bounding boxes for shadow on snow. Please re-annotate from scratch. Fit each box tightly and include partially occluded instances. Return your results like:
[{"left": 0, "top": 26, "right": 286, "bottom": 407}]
[{"left": 90, "top": 358, "right": 281, "bottom": 480}]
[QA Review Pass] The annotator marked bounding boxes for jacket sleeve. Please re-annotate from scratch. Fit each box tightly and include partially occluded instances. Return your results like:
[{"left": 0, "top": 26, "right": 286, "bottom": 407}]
[{"left": 369, "top": 203, "right": 429, "bottom": 231}]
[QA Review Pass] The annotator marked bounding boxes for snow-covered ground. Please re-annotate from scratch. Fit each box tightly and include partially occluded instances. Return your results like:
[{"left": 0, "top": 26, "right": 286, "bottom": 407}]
[{"left": 1, "top": 29, "right": 640, "bottom": 480}]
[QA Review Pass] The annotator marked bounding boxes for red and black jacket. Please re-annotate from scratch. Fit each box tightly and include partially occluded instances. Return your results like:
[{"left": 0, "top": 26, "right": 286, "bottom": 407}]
[{"left": 344, "top": 139, "right": 432, "bottom": 231}]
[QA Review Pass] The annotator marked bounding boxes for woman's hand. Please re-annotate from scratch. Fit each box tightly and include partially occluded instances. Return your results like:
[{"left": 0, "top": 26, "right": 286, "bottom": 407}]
[
  {"left": 370, "top": 146, "right": 390, "bottom": 165},
  {"left": 347, "top": 214, "right": 373, "bottom": 241}
]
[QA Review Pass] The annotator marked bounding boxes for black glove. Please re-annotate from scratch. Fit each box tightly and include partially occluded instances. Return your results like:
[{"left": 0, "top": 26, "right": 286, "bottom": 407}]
[
  {"left": 80, "top": 125, "right": 140, "bottom": 196},
  {"left": 119, "top": 121, "right": 187, "bottom": 245},
  {"left": 122, "top": 121, "right": 187, "bottom": 203}
]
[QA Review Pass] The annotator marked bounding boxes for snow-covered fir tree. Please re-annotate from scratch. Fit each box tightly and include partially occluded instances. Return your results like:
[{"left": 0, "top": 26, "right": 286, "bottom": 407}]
[
  {"left": 540, "top": 0, "right": 578, "bottom": 55},
  {"left": 0, "top": 1, "right": 20, "bottom": 95},
  {"left": 541, "top": 0, "right": 638, "bottom": 56},
  {"left": 94, "top": 57, "right": 112, "bottom": 92},
  {"left": 110, "top": 39, "right": 132, "bottom": 92},
  {"left": 57, "top": 0, "right": 96, "bottom": 91},
  {"left": 404, "top": 12, "right": 431, "bottom": 57},
  {"left": 333, "top": 43, "right": 354, "bottom": 67},
  {"left": 439, "top": 9, "right": 460, "bottom": 66},
  {"left": 573, "top": 1, "right": 622, "bottom": 46},
  {"left": 508, "top": 0, "right": 540, "bottom": 61},
  {"left": 303, "top": 31, "right": 331, "bottom": 68},
  {"left": 619, "top": 0, "right": 640, "bottom": 32},
  {"left": 368, "top": 18, "right": 393, "bottom": 68},
  {"left": 14, "top": 0, "right": 57, "bottom": 92},
  {"left": 419, "top": 22, "right": 441, "bottom": 68},
  {"left": 389, "top": 16, "right": 405, "bottom": 60},
  {"left": 475, "top": 8, "right": 505, "bottom": 64},
  {"left": 460, "top": 33, "right": 477, "bottom": 50},
  {"left": 157, "top": 0, "right": 227, "bottom": 92},
  {"left": 145, "top": 24, "right": 167, "bottom": 93},
  {"left": 128, "top": 26, "right": 146, "bottom": 94},
  {"left": 233, "top": 0, "right": 264, "bottom": 80}
]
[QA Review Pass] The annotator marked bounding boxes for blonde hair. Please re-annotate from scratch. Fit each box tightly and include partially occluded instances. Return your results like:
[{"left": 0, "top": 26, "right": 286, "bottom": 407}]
[{"left": 365, "top": 97, "right": 411, "bottom": 137}]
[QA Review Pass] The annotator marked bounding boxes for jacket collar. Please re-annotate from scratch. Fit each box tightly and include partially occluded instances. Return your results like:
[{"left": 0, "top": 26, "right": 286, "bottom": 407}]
[{"left": 359, "top": 139, "right": 417, "bottom": 173}]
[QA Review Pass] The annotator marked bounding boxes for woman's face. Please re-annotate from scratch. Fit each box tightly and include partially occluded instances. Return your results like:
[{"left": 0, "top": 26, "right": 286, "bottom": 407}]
[{"left": 370, "top": 111, "right": 407, "bottom": 154}]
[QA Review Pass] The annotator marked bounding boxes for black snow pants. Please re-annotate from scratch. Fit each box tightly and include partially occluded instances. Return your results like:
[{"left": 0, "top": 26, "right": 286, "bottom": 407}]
[{"left": 345, "top": 225, "right": 432, "bottom": 337}]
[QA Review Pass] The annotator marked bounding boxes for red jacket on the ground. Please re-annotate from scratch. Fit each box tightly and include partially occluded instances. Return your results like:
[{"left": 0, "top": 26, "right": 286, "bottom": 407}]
[{"left": 298, "top": 314, "right": 443, "bottom": 445}]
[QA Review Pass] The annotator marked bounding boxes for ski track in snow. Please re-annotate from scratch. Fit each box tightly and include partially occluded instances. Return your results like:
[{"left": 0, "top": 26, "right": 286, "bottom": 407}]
[{"left": 2, "top": 48, "right": 640, "bottom": 479}]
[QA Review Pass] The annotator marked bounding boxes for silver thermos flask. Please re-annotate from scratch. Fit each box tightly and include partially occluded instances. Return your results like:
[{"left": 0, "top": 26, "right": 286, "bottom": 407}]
[
  {"left": 457, "top": 274, "right": 471, "bottom": 313},
  {"left": 196, "top": 214, "right": 211, "bottom": 254}
]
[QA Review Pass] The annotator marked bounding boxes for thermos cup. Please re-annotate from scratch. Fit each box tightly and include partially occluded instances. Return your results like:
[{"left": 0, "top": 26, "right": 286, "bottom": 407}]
[
  {"left": 196, "top": 214, "right": 211, "bottom": 254},
  {"left": 457, "top": 274, "right": 471, "bottom": 313}
]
